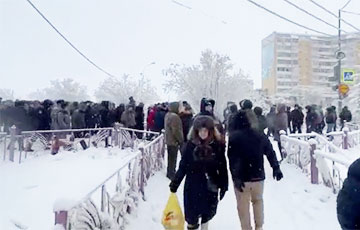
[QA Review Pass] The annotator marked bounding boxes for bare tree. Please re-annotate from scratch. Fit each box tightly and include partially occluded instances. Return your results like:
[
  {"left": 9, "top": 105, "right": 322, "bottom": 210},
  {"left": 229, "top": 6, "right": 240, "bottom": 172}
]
[
  {"left": 29, "top": 78, "right": 89, "bottom": 101},
  {"left": 0, "top": 88, "right": 15, "bottom": 100},
  {"left": 163, "top": 50, "right": 254, "bottom": 117},
  {"left": 95, "top": 75, "right": 160, "bottom": 105}
]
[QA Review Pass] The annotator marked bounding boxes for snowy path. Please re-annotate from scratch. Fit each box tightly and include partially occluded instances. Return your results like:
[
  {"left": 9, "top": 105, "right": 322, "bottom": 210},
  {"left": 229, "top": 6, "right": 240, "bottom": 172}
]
[
  {"left": 126, "top": 162, "right": 341, "bottom": 230},
  {"left": 0, "top": 148, "right": 138, "bottom": 230}
]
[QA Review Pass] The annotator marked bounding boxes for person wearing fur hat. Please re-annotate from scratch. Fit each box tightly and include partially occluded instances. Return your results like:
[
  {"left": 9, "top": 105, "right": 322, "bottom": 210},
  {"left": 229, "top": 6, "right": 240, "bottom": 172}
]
[
  {"left": 195, "top": 98, "right": 224, "bottom": 135},
  {"left": 228, "top": 110, "right": 283, "bottom": 230},
  {"left": 337, "top": 158, "right": 360, "bottom": 230},
  {"left": 165, "top": 102, "right": 184, "bottom": 180},
  {"left": 238, "top": 99, "right": 258, "bottom": 132},
  {"left": 169, "top": 115, "right": 228, "bottom": 230}
]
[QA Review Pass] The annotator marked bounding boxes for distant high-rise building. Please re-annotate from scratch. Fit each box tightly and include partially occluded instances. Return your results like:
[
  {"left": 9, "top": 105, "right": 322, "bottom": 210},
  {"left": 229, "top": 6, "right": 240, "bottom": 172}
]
[{"left": 262, "top": 32, "right": 360, "bottom": 104}]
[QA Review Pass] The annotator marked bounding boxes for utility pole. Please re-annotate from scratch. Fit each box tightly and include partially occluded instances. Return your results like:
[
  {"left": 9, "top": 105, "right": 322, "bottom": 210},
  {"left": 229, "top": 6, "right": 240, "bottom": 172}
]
[{"left": 338, "top": 9, "right": 342, "bottom": 111}]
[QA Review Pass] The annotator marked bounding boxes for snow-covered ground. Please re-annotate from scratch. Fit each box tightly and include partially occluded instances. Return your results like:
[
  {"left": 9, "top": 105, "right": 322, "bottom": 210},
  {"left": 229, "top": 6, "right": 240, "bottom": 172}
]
[
  {"left": 1, "top": 137, "right": 353, "bottom": 230},
  {"left": 0, "top": 147, "right": 139, "bottom": 230},
  {"left": 126, "top": 162, "right": 341, "bottom": 230}
]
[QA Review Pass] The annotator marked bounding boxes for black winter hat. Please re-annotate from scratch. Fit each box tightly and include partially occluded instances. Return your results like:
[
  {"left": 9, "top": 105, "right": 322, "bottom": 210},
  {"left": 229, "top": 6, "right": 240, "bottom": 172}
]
[
  {"left": 193, "top": 115, "right": 215, "bottom": 131},
  {"left": 239, "top": 99, "right": 253, "bottom": 110}
]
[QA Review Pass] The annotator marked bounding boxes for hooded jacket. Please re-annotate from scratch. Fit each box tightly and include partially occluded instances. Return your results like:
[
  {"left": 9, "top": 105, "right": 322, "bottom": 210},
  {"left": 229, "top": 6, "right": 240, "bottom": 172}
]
[{"left": 164, "top": 102, "right": 184, "bottom": 146}]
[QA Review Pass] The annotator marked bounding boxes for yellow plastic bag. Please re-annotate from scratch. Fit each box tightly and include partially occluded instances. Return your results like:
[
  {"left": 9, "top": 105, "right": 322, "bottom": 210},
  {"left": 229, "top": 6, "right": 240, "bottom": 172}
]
[{"left": 161, "top": 193, "right": 185, "bottom": 230}]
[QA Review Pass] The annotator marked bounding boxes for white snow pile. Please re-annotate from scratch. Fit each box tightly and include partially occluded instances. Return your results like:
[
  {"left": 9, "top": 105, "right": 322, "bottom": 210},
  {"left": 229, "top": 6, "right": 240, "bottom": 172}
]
[{"left": 0, "top": 147, "right": 139, "bottom": 230}]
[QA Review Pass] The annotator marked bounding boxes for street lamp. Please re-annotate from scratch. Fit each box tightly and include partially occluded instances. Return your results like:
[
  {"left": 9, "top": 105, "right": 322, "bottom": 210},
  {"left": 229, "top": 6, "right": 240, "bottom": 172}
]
[
  {"left": 138, "top": 62, "right": 156, "bottom": 99},
  {"left": 140, "top": 62, "right": 156, "bottom": 77}
]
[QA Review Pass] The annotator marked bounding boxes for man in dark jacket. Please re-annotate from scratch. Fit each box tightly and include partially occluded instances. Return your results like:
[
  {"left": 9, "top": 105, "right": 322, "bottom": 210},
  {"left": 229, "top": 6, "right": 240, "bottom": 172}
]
[
  {"left": 228, "top": 110, "right": 283, "bottom": 230},
  {"left": 165, "top": 102, "right": 184, "bottom": 180},
  {"left": 325, "top": 106, "right": 337, "bottom": 133},
  {"left": 226, "top": 103, "right": 238, "bottom": 133},
  {"left": 340, "top": 106, "right": 352, "bottom": 130},
  {"left": 290, "top": 104, "right": 304, "bottom": 134},
  {"left": 266, "top": 106, "right": 276, "bottom": 137},
  {"left": 72, "top": 102, "right": 87, "bottom": 138},
  {"left": 337, "top": 158, "right": 360, "bottom": 230},
  {"left": 154, "top": 103, "right": 167, "bottom": 132},
  {"left": 254, "top": 106, "right": 267, "bottom": 134},
  {"left": 134, "top": 103, "right": 145, "bottom": 139}
]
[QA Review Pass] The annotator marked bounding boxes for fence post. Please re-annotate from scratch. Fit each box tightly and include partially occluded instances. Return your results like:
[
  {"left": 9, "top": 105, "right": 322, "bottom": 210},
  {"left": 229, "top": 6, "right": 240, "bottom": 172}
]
[
  {"left": 9, "top": 125, "right": 16, "bottom": 162},
  {"left": 343, "top": 127, "right": 349, "bottom": 149},
  {"left": 113, "top": 123, "right": 120, "bottom": 147},
  {"left": 3, "top": 135, "right": 7, "bottom": 161},
  {"left": 54, "top": 210, "right": 68, "bottom": 229},
  {"left": 101, "top": 185, "right": 106, "bottom": 212},
  {"left": 309, "top": 139, "right": 318, "bottom": 184},
  {"left": 139, "top": 146, "right": 145, "bottom": 200}
]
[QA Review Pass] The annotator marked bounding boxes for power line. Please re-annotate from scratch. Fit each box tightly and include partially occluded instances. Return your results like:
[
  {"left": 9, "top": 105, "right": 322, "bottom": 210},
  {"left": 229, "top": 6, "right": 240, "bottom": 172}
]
[
  {"left": 247, "top": 0, "right": 332, "bottom": 36},
  {"left": 282, "top": 0, "right": 347, "bottom": 33},
  {"left": 341, "top": 0, "right": 352, "bottom": 10},
  {"left": 308, "top": 0, "right": 360, "bottom": 32},
  {"left": 342, "top": 10, "right": 360, "bottom": 16},
  {"left": 25, "top": 0, "right": 117, "bottom": 78},
  {"left": 170, "top": 0, "right": 228, "bottom": 24}
]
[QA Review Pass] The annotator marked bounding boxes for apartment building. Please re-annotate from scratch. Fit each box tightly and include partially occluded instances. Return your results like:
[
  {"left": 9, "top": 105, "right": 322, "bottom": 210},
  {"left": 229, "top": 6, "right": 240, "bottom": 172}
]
[{"left": 262, "top": 32, "right": 360, "bottom": 104}]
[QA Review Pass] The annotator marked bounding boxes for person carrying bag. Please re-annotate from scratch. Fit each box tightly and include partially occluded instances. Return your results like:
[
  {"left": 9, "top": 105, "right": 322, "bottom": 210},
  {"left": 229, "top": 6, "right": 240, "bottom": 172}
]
[{"left": 169, "top": 115, "right": 228, "bottom": 230}]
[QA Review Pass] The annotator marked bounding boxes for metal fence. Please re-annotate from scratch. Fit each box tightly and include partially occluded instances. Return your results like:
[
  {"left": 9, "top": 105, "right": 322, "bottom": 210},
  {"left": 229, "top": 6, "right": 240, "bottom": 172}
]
[
  {"left": 53, "top": 133, "right": 165, "bottom": 230},
  {"left": 1, "top": 123, "right": 160, "bottom": 164},
  {"left": 281, "top": 132, "right": 353, "bottom": 193}
]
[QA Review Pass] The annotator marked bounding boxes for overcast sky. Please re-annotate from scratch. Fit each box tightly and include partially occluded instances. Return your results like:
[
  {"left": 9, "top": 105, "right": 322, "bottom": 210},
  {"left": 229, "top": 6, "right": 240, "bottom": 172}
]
[{"left": 1, "top": 0, "right": 360, "bottom": 101}]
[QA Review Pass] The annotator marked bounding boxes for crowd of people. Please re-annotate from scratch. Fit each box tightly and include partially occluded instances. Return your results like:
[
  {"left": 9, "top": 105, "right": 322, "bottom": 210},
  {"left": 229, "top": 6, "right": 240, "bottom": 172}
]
[
  {"left": 0, "top": 95, "right": 358, "bottom": 229},
  {"left": 0, "top": 96, "right": 145, "bottom": 136},
  {"left": 164, "top": 98, "right": 358, "bottom": 230}
]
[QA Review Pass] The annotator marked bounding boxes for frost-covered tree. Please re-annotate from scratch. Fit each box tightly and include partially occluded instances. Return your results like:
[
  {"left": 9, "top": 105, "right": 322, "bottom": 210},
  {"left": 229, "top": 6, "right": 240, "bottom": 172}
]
[
  {"left": 28, "top": 78, "right": 89, "bottom": 101},
  {"left": 95, "top": 75, "right": 160, "bottom": 105},
  {"left": 163, "top": 50, "right": 254, "bottom": 117},
  {"left": 0, "top": 88, "right": 15, "bottom": 100}
]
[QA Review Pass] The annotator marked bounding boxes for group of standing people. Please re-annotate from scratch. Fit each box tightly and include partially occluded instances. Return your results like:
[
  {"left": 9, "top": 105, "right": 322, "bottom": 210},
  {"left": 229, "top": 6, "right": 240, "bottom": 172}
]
[{"left": 166, "top": 98, "right": 283, "bottom": 230}]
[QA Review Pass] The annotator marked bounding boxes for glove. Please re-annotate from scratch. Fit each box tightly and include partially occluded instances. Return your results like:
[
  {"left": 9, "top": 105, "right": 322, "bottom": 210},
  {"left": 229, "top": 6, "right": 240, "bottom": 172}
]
[
  {"left": 169, "top": 181, "right": 178, "bottom": 193},
  {"left": 273, "top": 167, "right": 283, "bottom": 181},
  {"left": 233, "top": 179, "right": 245, "bottom": 192},
  {"left": 219, "top": 188, "right": 227, "bottom": 200}
]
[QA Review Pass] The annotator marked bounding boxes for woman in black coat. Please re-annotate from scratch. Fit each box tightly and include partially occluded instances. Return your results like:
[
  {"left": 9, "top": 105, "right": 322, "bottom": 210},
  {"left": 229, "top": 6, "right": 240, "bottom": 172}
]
[
  {"left": 337, "top": 158, "right": 360, "bottom": 230},
  {"left": 169, "top": 115, "right": 228, "bottom": 230}
]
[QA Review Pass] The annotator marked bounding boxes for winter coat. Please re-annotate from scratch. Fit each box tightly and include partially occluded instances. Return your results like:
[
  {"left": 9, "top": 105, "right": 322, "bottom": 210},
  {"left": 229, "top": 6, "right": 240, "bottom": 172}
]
[
  {"left": 290, "top": 108, "right": 304, "bottom": 125},
  {"left": 121, "top": 108, "right": 136, "bottom": 128},
  {"left": 154, "top": 107, "right": 166, "bottom": 132},
  {"left": 85, "top": 105, "right": 100, "bottom": 128},
  {"left": 180, "top": 112, "right": 193, "bottom": 143},
  {"left": 71, "top": 109, "right": 86, "bottom": 129},
  {"left": 274, "top": 105, "right": 288, "bottom": 141},
  {"left": 135, "top": 106, "right": 144, "bottom": 130},
  {"left": 99, "top": 104, "right": 110, "bottom": 128},
  {"left": 228, "top": 127, "right": 280, "bottom": 182},
  {"left": 4, "top": 105, "right": 30, "bottom": 133},
  {"left": 266, "top": 109, "right": 276, "bottom": 129},
  {"left": 147, "top": 107, "right": 156, "bottom": 131},
  {"left": 226, "top": 106, "right": 238, "bottom": 133},
  {"left": 256, "top": 114, "right": 267, "bottom": 134},
  {"left": 340, "top": 108, "right": 352, "bottom": 123},
  {"left": 325, "top": 108, "right": 337, "bottom": 124},
  {"left": 171, "top": 140, "right": 228, "bottom": 223},
  {"left": 164, "top": 102, "right": 184, "bottom": 146},
  {"left": 51, "top": 107, "right": 71, "bottom": 130},
  {"left": 337, "top": 158, "right": 360, "bottom": 229}
]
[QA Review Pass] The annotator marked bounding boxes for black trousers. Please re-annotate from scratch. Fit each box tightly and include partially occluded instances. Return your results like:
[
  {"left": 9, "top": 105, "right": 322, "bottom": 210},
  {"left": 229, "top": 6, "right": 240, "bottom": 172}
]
[{"left": 167, "top": 145, "right": 179, "bottom": 180}]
